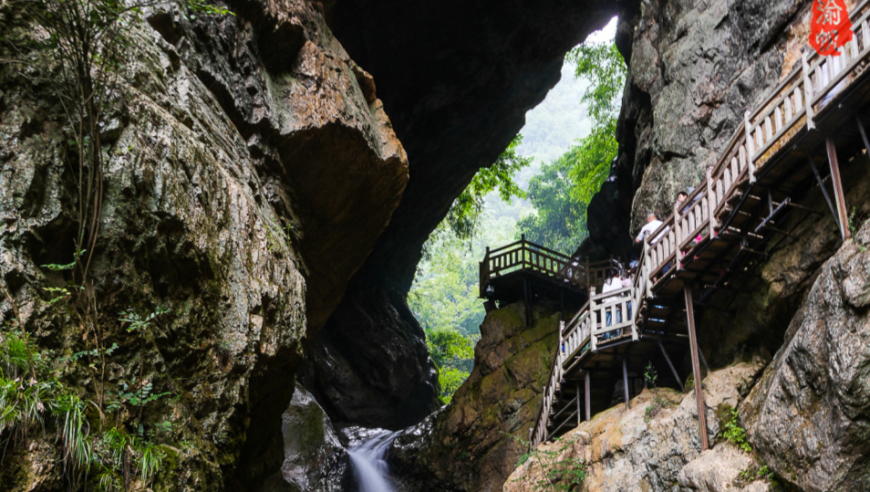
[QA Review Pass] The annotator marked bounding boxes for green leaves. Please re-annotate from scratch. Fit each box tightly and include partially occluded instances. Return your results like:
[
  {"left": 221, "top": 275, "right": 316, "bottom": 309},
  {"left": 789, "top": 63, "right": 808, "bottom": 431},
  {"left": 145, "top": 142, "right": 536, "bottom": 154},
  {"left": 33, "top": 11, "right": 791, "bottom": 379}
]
[
  {"left": 518, "top": 37, "right": 625, "bottom": 253},
  {"left": 424, "top": 327, "right": 475, "bottom": 403},
  {"left": 119, "top": 305, "right": 170, "bottom": 332},
  {"left": 566, "top": 42, "right": 626, "bottom": 129},
  {"left": 722, "top": 406, "right": 752, "bottom": 452},
  {"left": 446, "top": 134, "right": 531, "bottom": 239}
]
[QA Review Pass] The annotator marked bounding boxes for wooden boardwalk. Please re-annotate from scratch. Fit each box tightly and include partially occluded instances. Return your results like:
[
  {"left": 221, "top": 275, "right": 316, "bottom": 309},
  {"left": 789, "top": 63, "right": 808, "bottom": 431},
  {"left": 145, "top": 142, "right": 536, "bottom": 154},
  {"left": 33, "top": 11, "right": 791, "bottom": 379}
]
[
  {"left": 479, "top": 237, "right": 615, "bottom": 323},
  {"left": 507, "top": 0, "right": 870, "bottom": 449}
]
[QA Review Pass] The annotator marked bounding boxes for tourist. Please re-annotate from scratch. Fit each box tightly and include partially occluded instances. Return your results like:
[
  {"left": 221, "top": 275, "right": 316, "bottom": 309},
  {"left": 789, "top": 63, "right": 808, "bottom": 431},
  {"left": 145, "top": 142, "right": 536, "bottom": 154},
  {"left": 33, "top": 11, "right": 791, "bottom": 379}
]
[
  {"left": 601, "top": 269, "right": 622, "bottom": 340},
  {"left": 635, "top": 212, "right": 665, "bottom": 244}
]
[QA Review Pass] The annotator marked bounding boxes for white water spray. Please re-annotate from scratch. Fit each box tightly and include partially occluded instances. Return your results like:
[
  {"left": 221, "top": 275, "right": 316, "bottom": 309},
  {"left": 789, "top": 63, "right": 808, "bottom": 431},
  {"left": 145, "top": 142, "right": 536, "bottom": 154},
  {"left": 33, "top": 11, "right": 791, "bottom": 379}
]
[{"left": 347, "top": 431, "right": 400, "bottom": 492}]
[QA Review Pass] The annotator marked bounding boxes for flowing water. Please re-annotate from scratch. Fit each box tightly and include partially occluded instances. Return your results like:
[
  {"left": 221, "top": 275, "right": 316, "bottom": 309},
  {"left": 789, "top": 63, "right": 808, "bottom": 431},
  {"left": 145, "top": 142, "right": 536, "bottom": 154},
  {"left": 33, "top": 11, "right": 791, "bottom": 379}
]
[{"left": 347, "top": 431, "right": 400, "bottom": 492}]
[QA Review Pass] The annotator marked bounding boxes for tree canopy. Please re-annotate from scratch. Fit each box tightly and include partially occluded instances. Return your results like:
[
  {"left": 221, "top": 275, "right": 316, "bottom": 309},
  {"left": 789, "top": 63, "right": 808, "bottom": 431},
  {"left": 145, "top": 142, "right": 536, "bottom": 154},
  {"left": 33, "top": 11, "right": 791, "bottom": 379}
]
[
  {"left": 445, "top": 135, "right": 532, "bottom": 239},
  {"left": 518, "top": 38, "right": 626, "bottom": 254}
]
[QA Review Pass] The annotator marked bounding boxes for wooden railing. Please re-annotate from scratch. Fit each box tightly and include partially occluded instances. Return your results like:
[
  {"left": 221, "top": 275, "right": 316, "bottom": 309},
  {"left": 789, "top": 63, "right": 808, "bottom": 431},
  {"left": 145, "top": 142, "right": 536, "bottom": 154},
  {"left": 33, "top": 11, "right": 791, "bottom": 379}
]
[
  {"left": 749, "top": 0, "right": 870, "bottom": 170},
  {"left": 479, "top": 237, "right": 612, "bottom": 297},
  {"left": 641, "top": 0, "right": 870, "bottom": 280},
  {"left": 530, "top": 286, "right": 637, "bottom": 446}
]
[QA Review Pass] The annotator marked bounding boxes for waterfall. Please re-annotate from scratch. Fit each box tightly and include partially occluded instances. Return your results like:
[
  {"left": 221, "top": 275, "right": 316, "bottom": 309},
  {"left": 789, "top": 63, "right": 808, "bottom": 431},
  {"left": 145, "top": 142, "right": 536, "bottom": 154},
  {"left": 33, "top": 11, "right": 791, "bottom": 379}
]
[{"left": 347, "top": 430, "right": 400, "bottom": 492}]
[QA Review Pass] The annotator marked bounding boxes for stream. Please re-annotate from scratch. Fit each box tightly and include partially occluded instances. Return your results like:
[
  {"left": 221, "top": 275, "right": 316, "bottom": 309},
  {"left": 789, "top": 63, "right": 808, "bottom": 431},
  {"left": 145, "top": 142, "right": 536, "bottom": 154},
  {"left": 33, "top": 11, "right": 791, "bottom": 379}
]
[{"left": 347, "top": 431, "right": 401, "bottom": 492}]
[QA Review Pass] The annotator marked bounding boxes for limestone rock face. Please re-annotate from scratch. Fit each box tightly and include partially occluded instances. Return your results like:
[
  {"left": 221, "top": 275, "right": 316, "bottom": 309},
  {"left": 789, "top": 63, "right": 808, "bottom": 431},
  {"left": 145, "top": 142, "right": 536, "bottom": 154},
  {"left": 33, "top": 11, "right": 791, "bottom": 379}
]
[
  {"left": 0, "top": 0, "right": 405, "bottom": 489},
  {"left": 503, "top": 362, "right": 769, "bottom": 492},
  {"left": 389, "top": 304, "right": 560, "bottom": 492},
  {"left": 742, "top": 219, "right": 870, "bottom": 492}
]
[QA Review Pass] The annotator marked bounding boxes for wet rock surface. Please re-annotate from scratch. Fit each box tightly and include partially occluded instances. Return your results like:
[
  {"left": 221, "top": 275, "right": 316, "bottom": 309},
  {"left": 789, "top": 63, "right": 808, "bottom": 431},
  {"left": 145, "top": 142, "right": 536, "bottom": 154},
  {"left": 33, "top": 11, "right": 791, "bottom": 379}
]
[
  {"left": 389, "top": 303, "right": 560, "bottom": 492},
  {"left": 259, "top": 385, "right": 346, "bottom": 492},
  {"left": 300, "top": 287, "right": 439, "bottom": 430}
]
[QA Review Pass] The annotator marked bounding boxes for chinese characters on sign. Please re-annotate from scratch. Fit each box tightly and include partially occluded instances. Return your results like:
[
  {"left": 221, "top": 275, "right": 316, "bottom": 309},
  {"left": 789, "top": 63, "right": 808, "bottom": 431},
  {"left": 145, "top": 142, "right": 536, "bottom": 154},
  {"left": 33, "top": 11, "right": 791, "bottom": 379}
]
[{"left": 810, "top": 0, "right": 854, "bottom": 56}]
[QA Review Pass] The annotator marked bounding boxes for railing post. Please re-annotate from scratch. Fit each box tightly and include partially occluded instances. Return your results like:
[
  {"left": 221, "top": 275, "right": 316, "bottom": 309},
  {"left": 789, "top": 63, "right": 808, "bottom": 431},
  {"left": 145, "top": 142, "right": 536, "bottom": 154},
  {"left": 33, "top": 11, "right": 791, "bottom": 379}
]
[
  {"left": 802, "top": 51, "right": 817, "bottom": 130},
  {"left": 642, "top": 236, "right": 652, "bottom": 299},
  {"left": 743, "top": 111, "right": 757, "bottom": 183},
  {"left": 559, "top": 320, "right": 565, "bottom": 364},
  {"left": 589, "top": 287, "right": 598, "bottom": 352},
  {"left": 673, "top": 201, "right": 682, "bottom": 271},
  {"left": 706, "top": 168, "right": 718, "bottom": 236}
]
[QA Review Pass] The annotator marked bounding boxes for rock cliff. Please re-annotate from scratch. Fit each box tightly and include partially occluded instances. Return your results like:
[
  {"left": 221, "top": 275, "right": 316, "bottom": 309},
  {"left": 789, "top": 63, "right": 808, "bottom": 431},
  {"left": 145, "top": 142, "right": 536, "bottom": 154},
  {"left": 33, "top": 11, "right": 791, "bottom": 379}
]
[{"left": 0, "top": 0, "right": 407, "bottom": 489}]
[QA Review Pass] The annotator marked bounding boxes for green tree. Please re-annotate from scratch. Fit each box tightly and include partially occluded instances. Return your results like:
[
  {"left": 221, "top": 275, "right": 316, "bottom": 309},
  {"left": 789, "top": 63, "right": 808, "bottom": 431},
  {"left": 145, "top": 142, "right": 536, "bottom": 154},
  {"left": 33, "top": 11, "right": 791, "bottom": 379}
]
[
  {"left": 446, "top": 135, "right": 532, "bottom": 239},
  {"left": 518, "top": 38, "right": 626, "bottom": 253},
  {"left": 517, "top": 148, "right": 588, "bottom": 255}
]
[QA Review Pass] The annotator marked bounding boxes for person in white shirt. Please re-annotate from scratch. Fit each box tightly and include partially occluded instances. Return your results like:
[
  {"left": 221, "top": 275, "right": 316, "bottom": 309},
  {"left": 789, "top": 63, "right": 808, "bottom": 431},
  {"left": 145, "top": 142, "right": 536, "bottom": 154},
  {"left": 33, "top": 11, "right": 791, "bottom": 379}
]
[{"left": 635, "top": 213, "right": 665, "bottom": 244}]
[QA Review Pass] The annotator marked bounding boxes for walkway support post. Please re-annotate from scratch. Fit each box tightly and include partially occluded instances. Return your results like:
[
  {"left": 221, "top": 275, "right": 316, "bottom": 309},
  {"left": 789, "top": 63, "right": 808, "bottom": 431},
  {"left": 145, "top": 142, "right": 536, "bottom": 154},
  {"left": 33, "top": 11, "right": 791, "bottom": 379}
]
[
  {"left": 683, "top": 284, "right": 709, "bottom": 450},
  {"left": 622, "top": 355, "right": 630, "bottom": 411},
  {"left": 826, "top": 138, "right": 851, "bottom": 240},
  {"left": 576, "top": 383, "right": 581, "bottom": 426},
  {"left": 584, "top": 371, "right": 591, "bottom": 422}
]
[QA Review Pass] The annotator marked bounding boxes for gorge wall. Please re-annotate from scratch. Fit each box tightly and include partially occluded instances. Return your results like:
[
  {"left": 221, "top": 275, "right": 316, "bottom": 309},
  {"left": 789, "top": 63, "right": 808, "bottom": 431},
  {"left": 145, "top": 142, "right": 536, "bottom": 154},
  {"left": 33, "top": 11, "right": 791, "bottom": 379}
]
[{"left": 1, "top": 0, "right": 411, "bottom": 488}]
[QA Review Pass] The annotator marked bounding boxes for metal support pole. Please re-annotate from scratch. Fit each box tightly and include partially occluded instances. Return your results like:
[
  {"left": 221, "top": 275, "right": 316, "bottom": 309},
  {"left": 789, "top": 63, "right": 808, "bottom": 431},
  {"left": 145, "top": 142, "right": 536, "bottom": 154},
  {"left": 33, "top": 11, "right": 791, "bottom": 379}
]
[
  {"left": 584, "top": 371, "right": 591, "bottom": 421},
  {"left": 857, "top": 115, "right": 870, "bottom": 158},
  {"left": 683, "top": 285, "right": 709, "bottom": 450},
  {"left": 576, "top": 383, "right": 581, "bottom": 426},
  {"left": 658, "top": 340, "right": 684, "bottom": 392},
  {"left": 826, "top": 137, "right": 851, "bottom": 240},
  {"left": 806, "top": 153, "right": 841, "bottom": 231},
  {"left": 622, "top": 356, "right": 631, "bottom": 410}
]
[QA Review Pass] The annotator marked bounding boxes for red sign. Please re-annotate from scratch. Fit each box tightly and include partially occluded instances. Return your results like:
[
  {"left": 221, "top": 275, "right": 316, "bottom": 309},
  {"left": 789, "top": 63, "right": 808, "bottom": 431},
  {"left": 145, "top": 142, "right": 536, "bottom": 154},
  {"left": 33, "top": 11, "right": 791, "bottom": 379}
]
[{"left": 810, "top": 0, "right": 854, "bottom": 56}]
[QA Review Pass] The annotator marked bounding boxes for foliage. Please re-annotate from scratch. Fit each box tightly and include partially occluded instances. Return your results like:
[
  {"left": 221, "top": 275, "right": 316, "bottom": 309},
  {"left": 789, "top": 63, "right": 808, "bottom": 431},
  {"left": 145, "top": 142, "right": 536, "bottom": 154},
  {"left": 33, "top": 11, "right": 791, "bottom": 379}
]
[
  {"left": 849, "top": 206, "right": 867, "bottom": 251},
  {"left": 517, "top": 148, "right": 589, "bottom": 254},
  {"left": 509, "top": 434, "right": 587, "bottom": 491},
  {"left": 1, "top": 314, "right": 176, "bottom": 490},
  {"left": 446, "top": 135, "right": 532, "bottom": 239},
  {"left": 643, "top": 361, "right": 658, "bottom": 389},
  {"left": 566, "top": 42, "right": 626, "bottom": 129},
  {"left": 722, "top": 406, "right": 752, "bottom": 452},
  {"left": 425, "top": 327, "right": 475, "bottom": 404},
  {"left": 518, "top": 37, "right": 626, "bottom": 253},
  {"left": 437, "top": 367, "right": 470, "bottom": 405},
  {"left": 426, "top": 328, "right": 475, "bottom": 368},
  {"left": 411, "top": 212, "right": 517, "bottom": 402}
]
